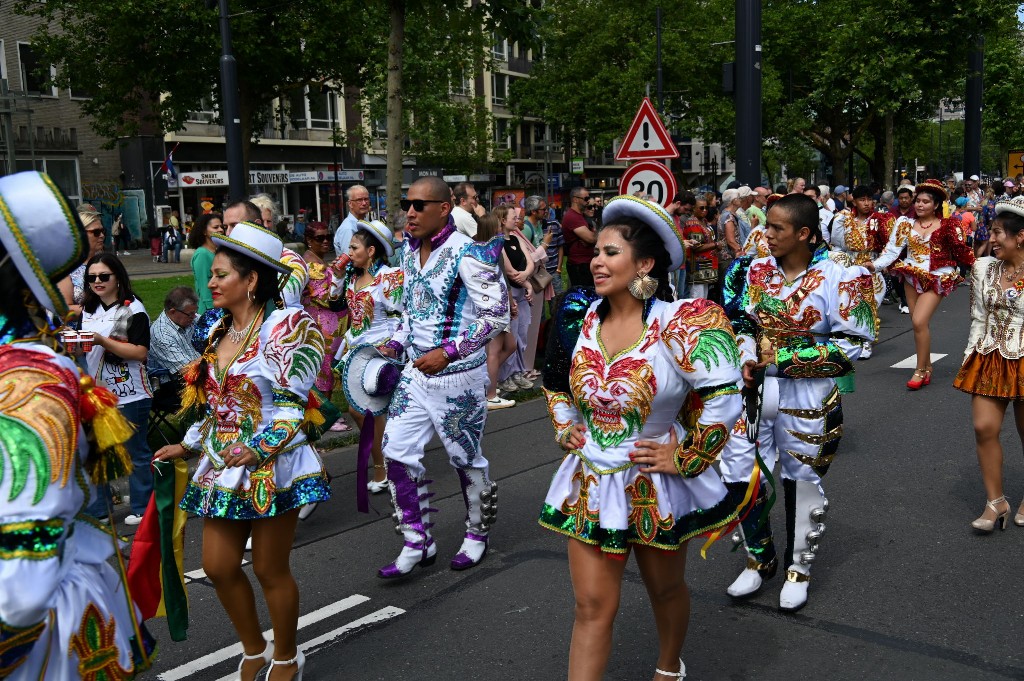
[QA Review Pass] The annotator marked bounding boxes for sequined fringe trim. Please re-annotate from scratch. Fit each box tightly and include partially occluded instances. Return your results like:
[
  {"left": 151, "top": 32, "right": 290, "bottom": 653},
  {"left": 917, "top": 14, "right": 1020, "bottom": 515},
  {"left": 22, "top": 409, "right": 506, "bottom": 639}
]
[
  {"left": 537, "top": 496, "right": 737, "bottom": 554},
  {"left": 180, "top": 474, "right": 331, "bottom": 520}
]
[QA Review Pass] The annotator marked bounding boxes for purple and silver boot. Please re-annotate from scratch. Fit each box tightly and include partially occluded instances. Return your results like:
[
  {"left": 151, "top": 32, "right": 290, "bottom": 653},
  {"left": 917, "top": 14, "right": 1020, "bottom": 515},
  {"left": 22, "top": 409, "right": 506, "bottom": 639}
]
[
  {"left": 451, "top": 468, "right": 498, "bottom": 571},
  {"left": 378, "top": 460, "right": 438, "bottom": 579}
]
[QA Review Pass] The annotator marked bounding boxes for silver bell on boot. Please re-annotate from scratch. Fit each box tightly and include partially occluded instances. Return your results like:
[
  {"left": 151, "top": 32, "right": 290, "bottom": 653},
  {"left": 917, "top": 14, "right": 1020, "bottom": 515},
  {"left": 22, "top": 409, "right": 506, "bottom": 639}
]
[{"left": 780, "top": 480, "right": 827, "bottom": 612}]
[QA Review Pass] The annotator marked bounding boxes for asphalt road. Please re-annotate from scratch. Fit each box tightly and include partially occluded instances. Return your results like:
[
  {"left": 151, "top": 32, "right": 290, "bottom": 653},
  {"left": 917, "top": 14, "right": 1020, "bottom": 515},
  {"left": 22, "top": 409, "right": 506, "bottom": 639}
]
[{"left": 140, "top": 284, "right": 1024, "bottom": 681}]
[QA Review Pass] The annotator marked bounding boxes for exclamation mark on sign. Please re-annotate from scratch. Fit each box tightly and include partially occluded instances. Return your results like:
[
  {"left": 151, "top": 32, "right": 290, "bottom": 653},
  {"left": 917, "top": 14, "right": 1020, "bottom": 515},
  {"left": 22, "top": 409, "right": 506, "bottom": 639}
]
[{"left": 642, "top": 122, "right": 650, "bottom": 148}]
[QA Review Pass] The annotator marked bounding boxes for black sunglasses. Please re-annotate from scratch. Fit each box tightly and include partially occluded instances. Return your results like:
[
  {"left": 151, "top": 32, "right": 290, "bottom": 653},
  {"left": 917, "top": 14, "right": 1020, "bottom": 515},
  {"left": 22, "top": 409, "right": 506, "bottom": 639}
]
[
  {"left": 86, "top": 272, "right": 113, "bottom": 283},
  {"left": 400, "top": 199, "right": 445, "bottom": 212},
  {"left": 86, "top": 228, "right": 104, "bottom": 237},
  {"left": 307, "top": 234, "right": 331, "bottom": 242}
]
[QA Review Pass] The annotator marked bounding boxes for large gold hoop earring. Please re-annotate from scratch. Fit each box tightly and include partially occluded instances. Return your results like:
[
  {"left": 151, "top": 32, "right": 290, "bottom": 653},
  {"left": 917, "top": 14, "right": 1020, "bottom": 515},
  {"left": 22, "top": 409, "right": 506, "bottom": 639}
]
[
  {"left": 247, "top": 289, "right": 255, "bottom": 302},
  {"left": 628, "top": 271, "right": 658, "bottom": 300}
]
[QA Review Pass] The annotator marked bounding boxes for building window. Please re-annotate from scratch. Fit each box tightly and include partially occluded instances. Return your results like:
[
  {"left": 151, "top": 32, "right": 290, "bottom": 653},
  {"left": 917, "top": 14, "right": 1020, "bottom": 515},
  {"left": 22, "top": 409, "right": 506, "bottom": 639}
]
[
  {"left": 451, "top": 72, "right": 471, "bottom": 97},
  {"left": 187, "top": 97, "right": 218, "bottom": 123},
  {"left": 491, "top": 73, "right": 508, "bottom": 106},
  {"left": 0, "top": 40, "right": 7, "bottom": 82},
  {"left": 372, "top": 117, "right": 388, "bottom": 140},
  {"left": 17, "top": 43, "right": 56, "bottom": 96},
  {"left": 14, "top": 158, "right": 80, "bottom": 200},
  {"left": 307, "top": 89, "right": 337, "bottom": 130},
  {"left": 492, "top": 35, "right": 508, "bottom": 62},
  {"left": 68, "top": 75, "right": 94, "bottom": 100},
  {"left": 493, "top": 118, "right": 510, "bottom": 150}
]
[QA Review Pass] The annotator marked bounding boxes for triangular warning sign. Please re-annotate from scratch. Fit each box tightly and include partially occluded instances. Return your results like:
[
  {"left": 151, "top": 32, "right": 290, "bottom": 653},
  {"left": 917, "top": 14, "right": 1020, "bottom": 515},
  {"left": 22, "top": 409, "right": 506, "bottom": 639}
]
[{"left": 616, "top": 97, "right": 679, "bottom": 161}]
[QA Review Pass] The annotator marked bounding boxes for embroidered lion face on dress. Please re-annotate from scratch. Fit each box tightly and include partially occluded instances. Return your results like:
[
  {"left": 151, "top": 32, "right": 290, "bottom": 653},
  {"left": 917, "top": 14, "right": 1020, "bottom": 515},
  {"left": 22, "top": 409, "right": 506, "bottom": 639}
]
[
  {"left": 213, "top": 375, "right": 262, "bottom": 444},
  {"left": 570, "top": 346, "right": 656, "bottom": 450}
]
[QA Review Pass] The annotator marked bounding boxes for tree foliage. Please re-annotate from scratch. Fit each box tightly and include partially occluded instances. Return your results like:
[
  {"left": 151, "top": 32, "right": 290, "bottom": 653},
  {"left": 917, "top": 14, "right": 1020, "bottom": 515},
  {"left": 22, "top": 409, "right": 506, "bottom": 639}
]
[{"left": 512, "top": 0, "right": 1022, "bottom": 188}]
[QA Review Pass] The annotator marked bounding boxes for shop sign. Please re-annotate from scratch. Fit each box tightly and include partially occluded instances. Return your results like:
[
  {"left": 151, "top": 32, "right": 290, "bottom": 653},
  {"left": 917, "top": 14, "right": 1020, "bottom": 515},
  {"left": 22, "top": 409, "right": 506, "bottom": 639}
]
[
  {"left": 173, "top": 170, "right": 229, "bottom": 187},
  {"left": 288, "top": 171, "right": 320, "bottom": 183},
  {"left": 249, "top": 170, "right": 289, "bottom": 185}
]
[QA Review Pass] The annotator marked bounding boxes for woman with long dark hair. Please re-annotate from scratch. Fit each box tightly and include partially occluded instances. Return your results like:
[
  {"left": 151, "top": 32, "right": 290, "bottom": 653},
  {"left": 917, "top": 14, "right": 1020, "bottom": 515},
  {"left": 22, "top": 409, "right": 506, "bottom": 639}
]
[
  {"left": 870, "top": 179, "right": 975, "bottom": 389},
  {"left": 955, "top": 198, "right": 1024, "bottom": 531},
  {"left": 541, "top": 196, "right": 743, "bottom": 679},
  {"left": 80, "top": 251, "right": 154, "bottom": 525},
  {"left": 0, "top": 171, "right": 154, "bottom": 678},
  {"left": 154, "top": 222, "right": 330, "bottom": 681},
  {"left": 189, "top": 212, "right": 224, "bottom": 315}
]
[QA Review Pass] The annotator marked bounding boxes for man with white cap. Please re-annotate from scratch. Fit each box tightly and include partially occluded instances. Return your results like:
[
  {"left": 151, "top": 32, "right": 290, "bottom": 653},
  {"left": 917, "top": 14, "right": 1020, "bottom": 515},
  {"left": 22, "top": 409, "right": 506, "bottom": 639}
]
[
  {"left": 377, "top": 176, "right": 509, "bottom": 578},
  {"left": 965, "top": 174, "right": 983, "bottom": 214}
]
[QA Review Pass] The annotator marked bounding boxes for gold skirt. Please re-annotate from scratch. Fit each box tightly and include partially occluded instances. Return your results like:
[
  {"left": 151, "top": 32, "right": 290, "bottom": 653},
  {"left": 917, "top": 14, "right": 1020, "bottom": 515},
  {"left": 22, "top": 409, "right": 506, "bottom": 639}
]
[{"left": 953, "top": 351, "right": 1024, "bottom": 400}]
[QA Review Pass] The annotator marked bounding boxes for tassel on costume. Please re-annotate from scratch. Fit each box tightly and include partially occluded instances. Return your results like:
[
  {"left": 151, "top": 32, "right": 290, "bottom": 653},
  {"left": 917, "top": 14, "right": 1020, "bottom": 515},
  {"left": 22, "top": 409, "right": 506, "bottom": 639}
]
[
  {"left": 78, "top": 373, "right": 134, "bottom": 484},
  {"left": 175, "top": 357, "right": 209, "bottom": 423}
]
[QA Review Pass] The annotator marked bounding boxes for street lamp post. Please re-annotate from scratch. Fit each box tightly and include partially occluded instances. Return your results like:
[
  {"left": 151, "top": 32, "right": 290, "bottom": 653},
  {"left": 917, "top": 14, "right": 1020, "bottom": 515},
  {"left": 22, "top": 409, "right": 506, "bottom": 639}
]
[{"left": 212, "top": 0, "right": 246, "bottom": 199}]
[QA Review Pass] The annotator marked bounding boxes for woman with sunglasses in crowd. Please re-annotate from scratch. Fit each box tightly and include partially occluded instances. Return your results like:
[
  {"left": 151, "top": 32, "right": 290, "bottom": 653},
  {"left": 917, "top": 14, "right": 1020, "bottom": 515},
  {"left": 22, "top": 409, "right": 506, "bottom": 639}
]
[
  {"left": 60, "top": 202, "right": 107, "bottom": 316},
  {"left": 300, "top": 221, "right": 351, "bottom": 432},
  {"left": 79, "top": 252, "right": 154, "bottom": 526}
]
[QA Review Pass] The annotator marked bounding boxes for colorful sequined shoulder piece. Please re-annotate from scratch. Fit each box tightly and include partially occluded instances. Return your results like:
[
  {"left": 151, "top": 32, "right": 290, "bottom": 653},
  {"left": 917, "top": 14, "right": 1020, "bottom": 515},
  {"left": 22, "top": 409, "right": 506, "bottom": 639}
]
[
  {"left": 543, "top": 287, "right": 601, "bottom": 395},
  {"left": 462, "top": 236, "right": 503, "bottom": 266},
  {"left": 0, "top": 346, "right": 79, "bottom": 505}
]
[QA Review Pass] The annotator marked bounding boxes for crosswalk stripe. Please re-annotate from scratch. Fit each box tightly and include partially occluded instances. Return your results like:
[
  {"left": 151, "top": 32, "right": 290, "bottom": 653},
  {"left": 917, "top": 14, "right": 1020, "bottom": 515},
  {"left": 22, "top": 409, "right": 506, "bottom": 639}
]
[
  {"left": 890, "top": 353, "right": 946, "bottom": 369},
  {"left": 210, "top": 606, "right": 407, "bottom": 681},
  {"left": 156, "top": 594, "right": 371, "bottom": 680}
]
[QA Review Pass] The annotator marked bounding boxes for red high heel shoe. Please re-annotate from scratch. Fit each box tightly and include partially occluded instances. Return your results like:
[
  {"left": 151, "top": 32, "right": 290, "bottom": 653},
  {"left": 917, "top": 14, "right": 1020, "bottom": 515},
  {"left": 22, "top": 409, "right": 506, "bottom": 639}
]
[
  {"left": 923, "top": 368, "right": 932, "bottom": 385},
  {"left": 906, "top": 370, "right": 928, "bottom": 390}
]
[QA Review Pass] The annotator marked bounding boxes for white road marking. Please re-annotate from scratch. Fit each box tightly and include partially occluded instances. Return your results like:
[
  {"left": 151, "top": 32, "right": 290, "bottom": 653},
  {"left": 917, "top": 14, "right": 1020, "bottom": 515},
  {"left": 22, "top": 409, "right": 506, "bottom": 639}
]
[
  {"left": 890, "top": 353, "right": 946, "bottom": 369},
  {"left": 209, "top": 606, "right": 406, "bottom": 681},
  {"left": 157, "top": 594, "right": 371, "bottom": 680},
  {"left": 183, "top": 559, "right": 250, "bottom": 584}
]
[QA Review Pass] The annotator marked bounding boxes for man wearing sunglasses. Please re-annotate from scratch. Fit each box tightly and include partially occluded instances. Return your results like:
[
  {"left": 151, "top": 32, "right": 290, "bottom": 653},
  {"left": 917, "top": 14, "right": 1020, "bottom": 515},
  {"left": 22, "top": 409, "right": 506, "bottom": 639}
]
[
  {"left": 377, "top": 176, "right": 508, "bottom": 579},
  {"left": 562, "top": 186, "right": 597, "bottom": 287}
]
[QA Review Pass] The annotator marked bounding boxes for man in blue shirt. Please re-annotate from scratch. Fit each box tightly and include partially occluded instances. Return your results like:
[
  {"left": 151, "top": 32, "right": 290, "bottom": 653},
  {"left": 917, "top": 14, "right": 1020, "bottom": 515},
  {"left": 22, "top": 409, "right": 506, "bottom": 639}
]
[{"left": 333, "top": 184, "right": 370, "bottom": 256}]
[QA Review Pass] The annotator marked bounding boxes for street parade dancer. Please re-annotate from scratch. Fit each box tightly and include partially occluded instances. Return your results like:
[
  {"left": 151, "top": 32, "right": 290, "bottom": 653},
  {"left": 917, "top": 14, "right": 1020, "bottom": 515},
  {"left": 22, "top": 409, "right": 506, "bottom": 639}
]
[
  {"left": 541, "top": 196, "right": 744, "bottom": 680},
  {"left": 333, "top": 219, "right": 404, "bottom": 495},
  {"left": 377, "top": 176, "right": 509, "bottom": 578},
  {"left": 868, "top": 179, "right": 975, "bottom": 389},
  {"left": 830, "top": 184, "right": 893, "bottom": 359},
  {"left": 154, "top": 222, "right": 331, "bottom": 681},
  {"left": 0, "top": 170, "right": 155, "bottom": 679},
  {"left": 720, "top": 193, "right": 880, "bottom": 612}
]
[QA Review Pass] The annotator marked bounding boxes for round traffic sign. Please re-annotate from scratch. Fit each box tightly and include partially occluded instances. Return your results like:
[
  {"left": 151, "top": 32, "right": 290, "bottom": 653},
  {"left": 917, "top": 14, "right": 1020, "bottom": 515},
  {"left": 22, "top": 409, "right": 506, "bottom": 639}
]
[{"left": 619, "top": 161, "right": 678, "bottom": 208}]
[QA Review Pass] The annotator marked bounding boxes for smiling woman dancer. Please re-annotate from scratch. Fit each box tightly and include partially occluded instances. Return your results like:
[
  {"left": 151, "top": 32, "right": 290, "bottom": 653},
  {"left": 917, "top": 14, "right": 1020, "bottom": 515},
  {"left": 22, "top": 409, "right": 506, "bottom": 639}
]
[
  {"left": 955, "top": 197, "right": 1024, "bottom": 532},
  {"left": 154, "top": 222, "right": 330, "bottom": 681},
  {"left": 868, "top": 179, "right": 975, "bottom": 389},
  {"left": 541, "top": 196, "right": 743, "bottom": 680}
]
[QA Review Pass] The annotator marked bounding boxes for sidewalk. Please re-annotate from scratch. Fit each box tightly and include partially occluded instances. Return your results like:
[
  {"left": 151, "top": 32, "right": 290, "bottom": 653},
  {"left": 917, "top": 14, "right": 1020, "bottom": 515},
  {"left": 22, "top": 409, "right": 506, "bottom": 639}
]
[{"left": 117, "top": 249, "right": 194, "bottom": 280}]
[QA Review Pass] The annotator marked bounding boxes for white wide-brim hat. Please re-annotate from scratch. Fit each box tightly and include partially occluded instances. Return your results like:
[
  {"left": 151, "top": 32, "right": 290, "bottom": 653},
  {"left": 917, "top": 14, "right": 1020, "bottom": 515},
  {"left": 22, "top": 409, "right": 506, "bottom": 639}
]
[
  {"left": 995, "top": 196, "right": 1024, "bottom": 219},
  {"left": 601, "top": 195, "right": 687, "bottom": 272},
  {"left": 0, "top": 171, "right": 87, "bottom": 318},
  {"left": 342, "top": 343, "right": 405, "bottom": 416},
  {"left": 211, "top": 221, "right": 291, "bottom": 273},
  {"left": 355, "top": 219, "right": 396, "bottom": 258}
]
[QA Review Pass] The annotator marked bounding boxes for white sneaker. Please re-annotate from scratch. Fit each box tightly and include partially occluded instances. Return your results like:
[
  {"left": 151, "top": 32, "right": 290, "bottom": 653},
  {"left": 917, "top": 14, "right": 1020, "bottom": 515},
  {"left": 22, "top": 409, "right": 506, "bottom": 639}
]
[
  {"left": 497, "top": 378, "right": 518, "bottom": 393},
  {"left": 860, "top": 344, "right": 872, "bottom": 360},
  {"left": 122, "top": 251, "right": 131, "bottom": 256},
  {"left": 899, "top": 305, "right": 909, "bottom": 314},
  {"left": 512, "top": 373, "right": 535, "bottom": 389},
  {"left": 123, "top": 514, "right": 143, "bottom": 526},
  {"left": 487, "top": 396, "right": 516, "bottom": 410}
]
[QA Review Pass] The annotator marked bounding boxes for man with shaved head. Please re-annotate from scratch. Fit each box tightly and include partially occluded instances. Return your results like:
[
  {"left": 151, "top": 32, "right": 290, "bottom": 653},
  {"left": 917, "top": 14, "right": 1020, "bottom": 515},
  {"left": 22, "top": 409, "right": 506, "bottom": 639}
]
[{"left": 377, "top": 176, "right": 509, "bottom": 579}]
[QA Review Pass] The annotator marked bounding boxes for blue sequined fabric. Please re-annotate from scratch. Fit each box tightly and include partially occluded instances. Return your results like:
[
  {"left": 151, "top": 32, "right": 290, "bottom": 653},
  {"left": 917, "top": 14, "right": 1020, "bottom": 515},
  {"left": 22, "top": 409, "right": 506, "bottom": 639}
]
[
  {"left": 191, "top": 307, "right": 225, "bottom": 353},
  {"left": 542, "top": 287, "right": 600, "bottom": 395}
]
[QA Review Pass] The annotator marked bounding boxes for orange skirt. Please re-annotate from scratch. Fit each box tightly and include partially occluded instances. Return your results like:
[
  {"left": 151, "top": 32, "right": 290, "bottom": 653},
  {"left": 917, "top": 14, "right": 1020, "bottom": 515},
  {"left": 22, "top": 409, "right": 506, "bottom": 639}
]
[{"left": 954, "top": 351, "right": 1024, "bottom": 400}]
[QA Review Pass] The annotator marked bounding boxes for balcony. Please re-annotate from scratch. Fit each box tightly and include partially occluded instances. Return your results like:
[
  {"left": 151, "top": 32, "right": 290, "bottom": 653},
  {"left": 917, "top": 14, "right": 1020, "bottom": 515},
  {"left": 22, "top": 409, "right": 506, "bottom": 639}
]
[{"left": 15, "top": 126, "right": 78, "bottom": 152}]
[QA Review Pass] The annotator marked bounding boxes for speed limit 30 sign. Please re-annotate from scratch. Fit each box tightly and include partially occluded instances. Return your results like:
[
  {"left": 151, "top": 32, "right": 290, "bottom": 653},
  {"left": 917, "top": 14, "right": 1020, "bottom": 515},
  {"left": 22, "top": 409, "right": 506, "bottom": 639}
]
[{"left": 619, "top": 161, "right": 677, "bottom": 208}]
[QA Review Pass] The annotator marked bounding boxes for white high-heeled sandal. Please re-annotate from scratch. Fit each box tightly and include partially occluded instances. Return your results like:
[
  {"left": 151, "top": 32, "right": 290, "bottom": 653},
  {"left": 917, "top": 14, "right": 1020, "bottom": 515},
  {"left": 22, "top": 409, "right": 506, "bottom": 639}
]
[
  {"left": 263, "top": 650, "right": 305, "bottom": 681},
  {"left": 236, "top": 641, "right": 273, "bottom": 681},
  {"left": 655, "top": 658, "right": 686, "bottom": 678}
]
